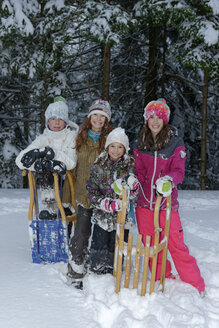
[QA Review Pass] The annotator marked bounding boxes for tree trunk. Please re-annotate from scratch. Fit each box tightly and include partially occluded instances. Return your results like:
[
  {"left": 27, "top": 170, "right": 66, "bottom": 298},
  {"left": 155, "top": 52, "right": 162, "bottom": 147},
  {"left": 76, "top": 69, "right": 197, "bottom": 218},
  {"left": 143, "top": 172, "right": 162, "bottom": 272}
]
[
  {"left": 101, "top": 0, "right": 111, "bottom": 101},
  {"left": 145, "top": 25, "right": 158, "bottom": 105},
  {"left": 23, "top": 108, "right": 29, "bottom": 188},
  {"left": 40, "top": 74, "right": 51, "bottom": 132},
  {"left": 102, "top": 43, "right": 111, "bottom": 101},
  {"left": 161, "top": 25, "right": 167, "bottom": 98},
  {"left": 200, "top": 69, "right": 208, "bottom": 190}
]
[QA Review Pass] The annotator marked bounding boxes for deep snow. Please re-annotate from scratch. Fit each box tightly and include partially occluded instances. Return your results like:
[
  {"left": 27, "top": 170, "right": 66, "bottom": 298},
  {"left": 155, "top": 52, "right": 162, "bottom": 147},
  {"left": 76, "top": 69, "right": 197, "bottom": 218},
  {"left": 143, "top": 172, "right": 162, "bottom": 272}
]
[{"left": 0, "top": 188, "right": 219, "bottom": 328}]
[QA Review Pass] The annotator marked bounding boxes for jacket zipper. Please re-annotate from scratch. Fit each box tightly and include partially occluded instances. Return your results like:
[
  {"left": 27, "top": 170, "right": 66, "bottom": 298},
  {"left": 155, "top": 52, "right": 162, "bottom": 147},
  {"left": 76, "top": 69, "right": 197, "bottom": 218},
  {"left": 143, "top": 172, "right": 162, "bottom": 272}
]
[{"left": 150, "top": 150, "right": 157, "bottom": 210}]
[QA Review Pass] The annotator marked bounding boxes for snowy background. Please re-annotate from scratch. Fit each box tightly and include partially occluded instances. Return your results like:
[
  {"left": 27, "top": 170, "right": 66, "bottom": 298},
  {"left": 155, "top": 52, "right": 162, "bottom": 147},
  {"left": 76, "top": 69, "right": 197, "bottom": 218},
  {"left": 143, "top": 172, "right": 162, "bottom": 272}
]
[{"left": 0, "top": 188, "right": 219, "bottom": 328}]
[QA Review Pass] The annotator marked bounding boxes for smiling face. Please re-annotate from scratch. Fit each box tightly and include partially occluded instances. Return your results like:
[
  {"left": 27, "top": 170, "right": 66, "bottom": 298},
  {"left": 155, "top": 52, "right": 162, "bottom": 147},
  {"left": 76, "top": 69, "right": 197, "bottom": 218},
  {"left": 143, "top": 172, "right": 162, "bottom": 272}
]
[
  {"left": 90, "top": 113, "right": 106, "bottom": 132},
  {"left": 108, "top": 142, "right": 125, "bottom": 161},
  {"left": 48, "top": 118, "right": 66, "bottom": 131},
  {"left": 148, "top": 115, "right": 164, "bottom": 139}
]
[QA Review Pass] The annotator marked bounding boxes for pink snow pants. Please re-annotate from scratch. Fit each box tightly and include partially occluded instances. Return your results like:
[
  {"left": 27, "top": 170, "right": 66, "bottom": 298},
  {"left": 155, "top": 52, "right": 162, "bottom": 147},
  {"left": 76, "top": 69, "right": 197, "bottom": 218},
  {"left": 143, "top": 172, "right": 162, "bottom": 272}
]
[{"left": 136, "top": 207, "right": 205, "bottom": 293}]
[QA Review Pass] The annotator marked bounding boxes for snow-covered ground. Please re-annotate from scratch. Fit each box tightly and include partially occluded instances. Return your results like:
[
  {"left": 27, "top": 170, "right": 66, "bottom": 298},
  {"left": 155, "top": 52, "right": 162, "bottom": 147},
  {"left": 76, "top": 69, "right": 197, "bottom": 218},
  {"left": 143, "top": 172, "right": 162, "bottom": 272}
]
[{"left": 0, "top": 188, "right": 219, "bottom": 328}]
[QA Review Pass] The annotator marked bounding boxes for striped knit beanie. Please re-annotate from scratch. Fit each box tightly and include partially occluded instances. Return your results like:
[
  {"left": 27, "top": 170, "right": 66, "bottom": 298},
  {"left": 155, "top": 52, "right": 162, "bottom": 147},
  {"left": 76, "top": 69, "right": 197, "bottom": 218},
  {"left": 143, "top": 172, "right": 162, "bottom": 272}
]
[{"left": 88, "top": 100, "right": 111, "bottom": 121}]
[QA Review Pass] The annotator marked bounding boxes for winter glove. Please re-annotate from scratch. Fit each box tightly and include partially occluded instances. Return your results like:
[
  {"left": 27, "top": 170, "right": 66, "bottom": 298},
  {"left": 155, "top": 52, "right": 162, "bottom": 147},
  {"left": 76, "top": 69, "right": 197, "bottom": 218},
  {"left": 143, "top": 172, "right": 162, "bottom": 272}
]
[
  {"left": 111, "top": 175, "right": 139, "bottom": 197},
  {"left": 34, "top": 158, "right": 47, "bottom": 172},
  {"left": 100, "top": 198, "right": 122, "bottom": 213},
  {"left": 21, "top": 147, "right": 55, "bottom": 168},
  {"left": 39, "top": 146, "right": 55, "bottom": 160},
  {"left": 127, "top": 175, "right": 139, "bottom": 198},
  {"left": 44, "top": 159, "right": 66, "bottom": 176},
  {"left": 20, "top": 149, "right": 41, "bottom": 168},
  {"left": 111, "top": 179, "right": 123, "bottom": 196},
  {"left": 155, "top": 176, "right": 173, "bottom": 197}
]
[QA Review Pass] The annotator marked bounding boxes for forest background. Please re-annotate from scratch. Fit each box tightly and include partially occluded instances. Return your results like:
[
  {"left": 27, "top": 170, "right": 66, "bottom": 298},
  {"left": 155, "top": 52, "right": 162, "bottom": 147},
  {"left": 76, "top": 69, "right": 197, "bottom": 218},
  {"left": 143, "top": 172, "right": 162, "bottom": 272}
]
[{"left": 0, "top": 0, "right": 218, "bottom": 190}]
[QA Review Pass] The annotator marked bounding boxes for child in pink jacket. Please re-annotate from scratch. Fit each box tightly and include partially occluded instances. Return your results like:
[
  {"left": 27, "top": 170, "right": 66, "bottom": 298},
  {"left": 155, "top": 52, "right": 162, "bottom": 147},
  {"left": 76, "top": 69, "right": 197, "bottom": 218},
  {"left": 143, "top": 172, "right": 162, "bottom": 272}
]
[{"left": 133, "top": 98, "right": 205, "bottom": 296}]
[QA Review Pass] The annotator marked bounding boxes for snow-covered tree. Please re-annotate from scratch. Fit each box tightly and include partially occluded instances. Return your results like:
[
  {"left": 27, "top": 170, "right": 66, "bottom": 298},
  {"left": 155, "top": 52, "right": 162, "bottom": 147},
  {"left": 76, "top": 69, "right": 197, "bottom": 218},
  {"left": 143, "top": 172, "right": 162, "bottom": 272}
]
[{"left": 0, "top": 0, "right": 218, "bottom": 189}]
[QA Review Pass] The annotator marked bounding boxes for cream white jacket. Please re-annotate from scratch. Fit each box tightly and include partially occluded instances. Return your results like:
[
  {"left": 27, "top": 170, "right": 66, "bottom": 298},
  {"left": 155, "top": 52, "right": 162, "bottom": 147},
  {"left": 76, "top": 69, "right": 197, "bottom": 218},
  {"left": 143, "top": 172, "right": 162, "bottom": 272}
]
[{"left": 16, "top": 121, "right": 79, "bottom": 171}]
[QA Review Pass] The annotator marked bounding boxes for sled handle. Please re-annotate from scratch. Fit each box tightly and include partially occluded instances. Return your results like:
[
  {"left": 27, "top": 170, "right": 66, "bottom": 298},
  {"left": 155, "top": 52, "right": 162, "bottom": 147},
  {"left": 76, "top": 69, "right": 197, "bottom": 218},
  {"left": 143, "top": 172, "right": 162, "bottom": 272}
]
[
  {"left": 160, "top": 195, "right": 171, "bottom": 291},
  {"left": 66, "top": 170, "right": 77, "bottom": 216},
  {"left": 53, "top": 171, "right": 77, "bottom": 224},
  {"left": 53, "top": 173, "right": 67, "bottom": 222},
  {"left": 22, "top": 170, "right": 39, "bottom": 221}
]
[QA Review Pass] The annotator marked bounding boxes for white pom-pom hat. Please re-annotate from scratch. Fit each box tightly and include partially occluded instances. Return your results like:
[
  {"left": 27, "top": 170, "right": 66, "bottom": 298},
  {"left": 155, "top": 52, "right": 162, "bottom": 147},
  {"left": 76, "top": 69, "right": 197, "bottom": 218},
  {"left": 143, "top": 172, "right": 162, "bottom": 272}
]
[
  {"left": 45, "top": 101, "right": 69, "bottom": 125},
  {"left": 105, "top": 127, "right": 130, "bottom": 153}
]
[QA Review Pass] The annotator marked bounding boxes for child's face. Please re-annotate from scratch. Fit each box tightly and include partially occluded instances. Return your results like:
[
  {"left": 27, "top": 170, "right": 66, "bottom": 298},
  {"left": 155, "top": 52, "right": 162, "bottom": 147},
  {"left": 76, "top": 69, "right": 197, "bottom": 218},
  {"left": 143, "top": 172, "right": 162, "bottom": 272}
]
[
  {"left": 108, "top": 142, "right": 125, "bottom": 161},
  {"left": 48, "top": 118, "right": 66, "bottom": 131},
  {"left": 90, "top": 113, "right": 106, "bottom": 132},
  {"left": 148, "top": 115, "right": 164, "bottom": 138}
]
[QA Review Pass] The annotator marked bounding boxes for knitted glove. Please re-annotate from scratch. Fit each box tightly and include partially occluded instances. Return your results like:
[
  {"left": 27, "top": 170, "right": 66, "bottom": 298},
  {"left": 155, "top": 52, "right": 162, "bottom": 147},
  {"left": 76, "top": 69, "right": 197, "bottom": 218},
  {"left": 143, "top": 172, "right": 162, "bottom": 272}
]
[
  {"left": 100, "top": 198, "right": 122, "bottom": 213},
  {"left": 44, "top": 159, "right": 66, "bottom": 176},
  {"left": 155, "top": 176, "right": 173, "bottom": 197},
  {"left": 39, "top": 146, "right": 55, "bottom": 160},
  {"left": 21, "top": 149, "right": 41, "bottom": 168}
]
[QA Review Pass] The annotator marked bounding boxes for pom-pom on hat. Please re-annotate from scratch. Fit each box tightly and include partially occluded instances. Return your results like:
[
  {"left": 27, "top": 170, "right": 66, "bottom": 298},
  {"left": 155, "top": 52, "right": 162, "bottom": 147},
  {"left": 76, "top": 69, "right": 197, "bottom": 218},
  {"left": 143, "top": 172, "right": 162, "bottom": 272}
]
[
  {"left": 45, "top": 100, "right": 69, "bottom": 125},
  {"left": 105, "top": 127, "right": 129, "bottom": 153},
  {"left": 54, "top": 96, "right": 67, "bottom": 103},
  {"left": 88, "top": 99, "right": 111, "bottom": 121},
  {"left": 143, "top": 98, "right": 170, "bottom": 125}
]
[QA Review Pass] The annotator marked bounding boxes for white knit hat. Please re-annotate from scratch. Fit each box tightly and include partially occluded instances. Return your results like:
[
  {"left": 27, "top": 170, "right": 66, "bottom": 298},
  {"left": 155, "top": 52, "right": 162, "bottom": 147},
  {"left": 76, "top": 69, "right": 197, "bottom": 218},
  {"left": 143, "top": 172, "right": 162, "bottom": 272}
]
[
  {"left": 45, "top": 101, "right": 69, "bottom": 125},
  {"left": 88, "top": 99, "right": 111, "bottom": 121},
  {"left": 105, "top": 127, "right": 130, "bottom": 152}
]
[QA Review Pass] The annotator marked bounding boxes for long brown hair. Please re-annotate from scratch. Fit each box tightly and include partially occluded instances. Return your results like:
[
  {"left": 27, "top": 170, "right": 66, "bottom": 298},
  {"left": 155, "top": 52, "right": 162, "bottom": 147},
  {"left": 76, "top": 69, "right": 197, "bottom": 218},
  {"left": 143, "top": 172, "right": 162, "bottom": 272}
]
[
  {"left": 139, "top": 123, "right": 172, "bottom": 151},
  {"left": 76, "top": 117, "right": 113, "bottom": 152}
]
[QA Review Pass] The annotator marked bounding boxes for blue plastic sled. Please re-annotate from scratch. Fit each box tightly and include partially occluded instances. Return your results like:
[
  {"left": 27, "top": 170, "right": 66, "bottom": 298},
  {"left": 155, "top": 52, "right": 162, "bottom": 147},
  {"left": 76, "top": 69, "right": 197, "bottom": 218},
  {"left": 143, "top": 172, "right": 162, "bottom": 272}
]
[
  {"left": 22, "top": 170, "right": 76, "bottom": 264},
  {"left": 29, "top": 217, "right": 69, "bottom": 263}
]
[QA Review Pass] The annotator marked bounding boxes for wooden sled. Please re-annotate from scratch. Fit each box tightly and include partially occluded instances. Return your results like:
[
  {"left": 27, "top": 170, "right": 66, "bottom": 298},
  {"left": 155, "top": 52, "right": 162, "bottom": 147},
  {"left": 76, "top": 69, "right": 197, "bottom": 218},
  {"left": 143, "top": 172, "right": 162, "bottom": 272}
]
[
  {"left": 113, "top": 187, "right": 171, "bottom": 295},
  {"left": 22, "top": 169, "right": 77, "bottom": 264}
]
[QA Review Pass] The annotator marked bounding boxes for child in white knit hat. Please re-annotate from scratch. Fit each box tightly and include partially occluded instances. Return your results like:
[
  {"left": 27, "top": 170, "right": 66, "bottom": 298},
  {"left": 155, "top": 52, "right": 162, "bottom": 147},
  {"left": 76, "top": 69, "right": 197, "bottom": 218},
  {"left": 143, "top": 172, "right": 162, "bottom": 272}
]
[
  {"left": 16, "top": 97, "right": 79, "bottom": 224},
  {"left": 86, "top": 127, "right": 139, "bottom": 275}
]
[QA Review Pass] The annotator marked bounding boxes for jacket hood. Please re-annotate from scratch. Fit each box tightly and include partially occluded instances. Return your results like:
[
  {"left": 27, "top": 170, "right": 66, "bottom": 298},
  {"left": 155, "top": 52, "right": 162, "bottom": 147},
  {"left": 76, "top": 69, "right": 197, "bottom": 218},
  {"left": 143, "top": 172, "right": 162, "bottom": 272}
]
[{"left": 67, "top": 120, "right": 79, "bottom": 134}]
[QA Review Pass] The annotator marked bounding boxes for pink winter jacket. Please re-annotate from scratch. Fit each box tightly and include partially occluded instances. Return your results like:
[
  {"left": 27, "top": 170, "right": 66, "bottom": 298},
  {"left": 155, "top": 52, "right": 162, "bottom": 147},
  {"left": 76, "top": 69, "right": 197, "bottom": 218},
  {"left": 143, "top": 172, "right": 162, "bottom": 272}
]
[{"left": 133, "top": 130, "right": 186, "bottom": 210}]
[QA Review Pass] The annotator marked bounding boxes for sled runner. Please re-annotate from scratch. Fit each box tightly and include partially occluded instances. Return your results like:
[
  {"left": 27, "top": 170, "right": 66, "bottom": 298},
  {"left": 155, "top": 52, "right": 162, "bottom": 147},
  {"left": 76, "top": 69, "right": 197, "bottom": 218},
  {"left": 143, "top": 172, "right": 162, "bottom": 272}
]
[
  {"left": 22, "top": 169, "right": 77, "bottom": 263},
  {"left": 113, "top": 187, "right": 171, "bottom": 295}
]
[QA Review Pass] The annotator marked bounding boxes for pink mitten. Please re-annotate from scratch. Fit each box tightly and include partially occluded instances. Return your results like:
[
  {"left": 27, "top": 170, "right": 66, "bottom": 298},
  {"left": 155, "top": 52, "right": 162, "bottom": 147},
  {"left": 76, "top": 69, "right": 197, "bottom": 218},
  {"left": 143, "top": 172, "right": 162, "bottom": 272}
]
[
  {"left": 100, "top": 198, "right": 122, "bottom": 213},
  {"left": 130, "top": 180, "right": 139, "bottom": 197},
  {"left": 110, "top": 200, "right": 122, "bottom": 211},
  {"left": 100, "top": 198, "right": 111, "bottom": 212},
  {"left": 127, "top": 176, "right": 139, "bottom": 198}
]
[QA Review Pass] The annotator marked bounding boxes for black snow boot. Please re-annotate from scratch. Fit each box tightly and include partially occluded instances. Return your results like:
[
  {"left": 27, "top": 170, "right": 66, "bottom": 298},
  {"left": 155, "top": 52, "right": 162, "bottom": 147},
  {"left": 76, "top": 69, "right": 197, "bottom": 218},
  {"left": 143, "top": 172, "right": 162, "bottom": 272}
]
[
  {"left": 68, "top": 279, "right": 83, "bottom": 290},
  {"left": 39, "top": 210, "right": 57, "bottom": 220}
]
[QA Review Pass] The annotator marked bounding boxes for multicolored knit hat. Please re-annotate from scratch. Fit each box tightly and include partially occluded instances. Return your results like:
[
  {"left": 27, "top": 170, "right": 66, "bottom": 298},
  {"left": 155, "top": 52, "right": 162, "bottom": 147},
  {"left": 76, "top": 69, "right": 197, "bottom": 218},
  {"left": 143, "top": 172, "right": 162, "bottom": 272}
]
[
  {"left": 88, "top": 99, "right": 111, "bottom": 121},
  {"left": 143, "top": 98, "right": 170, "bottom": 125}
]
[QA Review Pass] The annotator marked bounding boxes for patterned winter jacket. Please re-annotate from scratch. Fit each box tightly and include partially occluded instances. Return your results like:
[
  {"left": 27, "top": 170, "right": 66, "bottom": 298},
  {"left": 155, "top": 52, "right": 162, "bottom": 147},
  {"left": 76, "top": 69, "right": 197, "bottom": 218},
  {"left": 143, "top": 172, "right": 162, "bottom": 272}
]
[
  {"left": 133, "top": 128, "right": 186, "bottom": 211},
  {"left": 16, "top": 121, "right": 79, "bottom": 171},
  {"left": 86, "top": 151, "right": 139, "bottom": 232}
]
